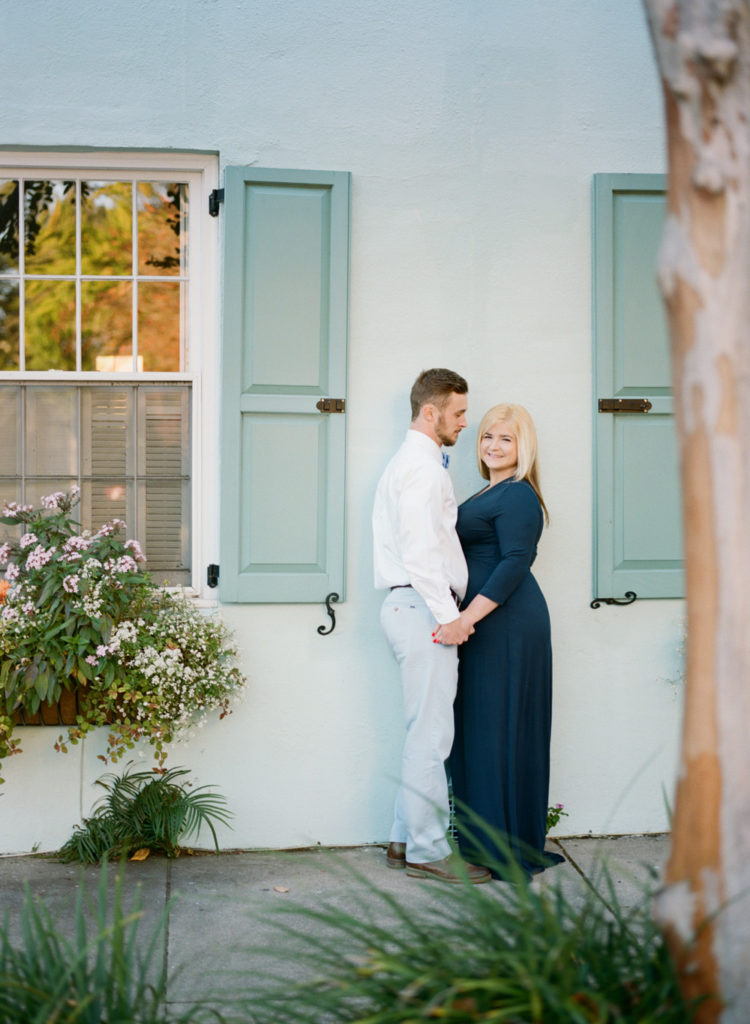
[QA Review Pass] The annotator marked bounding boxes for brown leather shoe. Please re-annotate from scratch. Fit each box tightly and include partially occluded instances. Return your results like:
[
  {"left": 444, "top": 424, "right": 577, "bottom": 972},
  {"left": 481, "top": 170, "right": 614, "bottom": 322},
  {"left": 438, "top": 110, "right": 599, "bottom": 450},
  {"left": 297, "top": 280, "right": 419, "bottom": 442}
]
[
  {"left": 386, "top": 842, "right": 406, "bottom": 869},
  {"left": 405, "top": 854, "right": 491, "bottom": 884}
]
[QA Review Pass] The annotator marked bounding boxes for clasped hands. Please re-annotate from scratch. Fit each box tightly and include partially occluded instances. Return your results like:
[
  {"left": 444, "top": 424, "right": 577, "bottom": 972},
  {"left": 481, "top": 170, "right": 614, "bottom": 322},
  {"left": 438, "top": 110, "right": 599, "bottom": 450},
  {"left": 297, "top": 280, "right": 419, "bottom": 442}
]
[{"left": 432, "top": 612, "right": 474, "bottom": 646}]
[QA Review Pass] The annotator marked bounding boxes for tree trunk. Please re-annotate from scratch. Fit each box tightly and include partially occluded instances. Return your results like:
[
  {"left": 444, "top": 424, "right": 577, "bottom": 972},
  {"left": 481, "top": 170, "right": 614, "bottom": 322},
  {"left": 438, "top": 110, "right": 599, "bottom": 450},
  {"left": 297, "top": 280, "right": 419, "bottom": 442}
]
[{"left": 642, "top": 2, "right": 750, "bottom": 1020}]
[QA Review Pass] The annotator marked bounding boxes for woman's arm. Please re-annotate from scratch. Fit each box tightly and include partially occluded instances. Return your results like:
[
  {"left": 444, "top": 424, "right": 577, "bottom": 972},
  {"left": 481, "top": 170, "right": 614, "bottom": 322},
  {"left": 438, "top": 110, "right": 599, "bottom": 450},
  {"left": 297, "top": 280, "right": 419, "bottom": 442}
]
[{"left": 434, "top": 593, "right": 498, "bottom": 643}]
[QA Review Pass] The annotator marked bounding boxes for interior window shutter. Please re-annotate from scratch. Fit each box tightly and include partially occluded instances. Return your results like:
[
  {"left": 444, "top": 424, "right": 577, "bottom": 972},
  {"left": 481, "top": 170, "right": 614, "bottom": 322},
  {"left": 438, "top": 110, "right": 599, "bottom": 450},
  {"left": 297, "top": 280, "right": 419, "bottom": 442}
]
[
  {"left": 220, "top": 168, "right": 350, "bottom": 602},
  {"left": 81, "top": 387, "right": 131, "bottom": 528},
  {"left": 592, "top": 173, "right": 684, "bottom": 600},
  {"left": 137, "top": 385, "right": 191, "bottom": 582}
]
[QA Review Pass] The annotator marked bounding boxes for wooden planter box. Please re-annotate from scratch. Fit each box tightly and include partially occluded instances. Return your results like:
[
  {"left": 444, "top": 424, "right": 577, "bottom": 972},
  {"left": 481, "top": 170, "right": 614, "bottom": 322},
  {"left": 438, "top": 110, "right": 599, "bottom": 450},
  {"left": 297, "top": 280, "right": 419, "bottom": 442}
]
[{"left": 11, "top": 688, "right": 81, "bottom": 727}]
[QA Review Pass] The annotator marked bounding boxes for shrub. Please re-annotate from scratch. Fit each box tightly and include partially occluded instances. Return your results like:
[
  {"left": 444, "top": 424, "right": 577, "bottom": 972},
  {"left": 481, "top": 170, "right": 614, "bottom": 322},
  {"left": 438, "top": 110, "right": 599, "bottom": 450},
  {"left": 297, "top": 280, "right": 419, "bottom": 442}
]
[
  {"left": 59, "top": 765, "right": 233, "bottom": 863},
  {"left": 0, "top": 488, "right": 246, "bottom": 782}
]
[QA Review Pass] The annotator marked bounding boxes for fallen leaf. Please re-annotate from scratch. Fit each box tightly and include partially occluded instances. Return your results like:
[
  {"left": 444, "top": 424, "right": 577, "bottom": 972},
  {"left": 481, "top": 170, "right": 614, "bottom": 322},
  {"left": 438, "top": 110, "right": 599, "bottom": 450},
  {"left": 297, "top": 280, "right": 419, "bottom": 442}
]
[
  {"left": 130, "top": 848, "right": 151, "bottom": 862},
  {"left": 273, "top": 885, "right": 290, "bottom": 893}
]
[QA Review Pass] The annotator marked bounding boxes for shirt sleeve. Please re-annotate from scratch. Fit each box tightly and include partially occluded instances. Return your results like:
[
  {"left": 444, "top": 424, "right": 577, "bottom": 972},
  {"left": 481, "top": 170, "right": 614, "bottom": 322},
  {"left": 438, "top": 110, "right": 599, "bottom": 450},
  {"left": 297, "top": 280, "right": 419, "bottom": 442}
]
[
  {"left": 396, "top": 461, "right": 460, "bottom": 624},
  {"left": 478, "top": 483, "right": 541, "bottom": 605}
]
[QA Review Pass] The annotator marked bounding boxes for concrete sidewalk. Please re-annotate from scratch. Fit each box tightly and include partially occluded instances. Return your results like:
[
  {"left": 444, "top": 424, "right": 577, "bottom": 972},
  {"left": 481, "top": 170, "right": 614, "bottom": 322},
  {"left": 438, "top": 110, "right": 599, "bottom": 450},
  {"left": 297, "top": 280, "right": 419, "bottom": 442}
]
[{"left": 0, "top": 835, "right": 670, "bottom": 1005}]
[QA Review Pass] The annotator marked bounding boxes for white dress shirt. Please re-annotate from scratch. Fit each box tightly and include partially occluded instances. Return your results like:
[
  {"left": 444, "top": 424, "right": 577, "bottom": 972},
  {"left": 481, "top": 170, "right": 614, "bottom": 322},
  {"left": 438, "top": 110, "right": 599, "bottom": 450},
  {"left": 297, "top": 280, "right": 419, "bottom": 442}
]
[{"left": 373, "top": 429, "right": 468, "bottom": 625}]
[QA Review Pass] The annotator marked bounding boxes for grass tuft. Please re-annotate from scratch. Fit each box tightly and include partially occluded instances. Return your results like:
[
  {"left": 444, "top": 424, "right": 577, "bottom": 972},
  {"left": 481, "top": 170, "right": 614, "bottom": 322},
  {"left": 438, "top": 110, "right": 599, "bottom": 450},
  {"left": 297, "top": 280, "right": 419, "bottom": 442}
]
[
  {"left": 235, "top": 839, "right": 701, "bottom": 1024},
  {"left": 0, "top": 863, "right": 224, "bottom": 1023}
]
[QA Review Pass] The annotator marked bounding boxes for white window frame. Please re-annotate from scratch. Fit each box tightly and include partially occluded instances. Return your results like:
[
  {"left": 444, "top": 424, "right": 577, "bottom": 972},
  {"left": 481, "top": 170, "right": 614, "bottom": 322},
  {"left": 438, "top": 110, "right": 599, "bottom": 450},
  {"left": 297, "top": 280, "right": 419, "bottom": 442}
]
[{"left": 0, "top": 148, "right": 220, "bottom": 597}]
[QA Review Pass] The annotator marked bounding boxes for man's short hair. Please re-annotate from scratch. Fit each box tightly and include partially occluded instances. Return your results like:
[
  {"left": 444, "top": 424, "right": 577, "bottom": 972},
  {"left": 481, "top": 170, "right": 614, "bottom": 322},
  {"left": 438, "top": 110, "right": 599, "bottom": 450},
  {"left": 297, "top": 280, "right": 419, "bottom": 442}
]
[{"left": 410, "top": 368, "right": 468, "bottom": 420}]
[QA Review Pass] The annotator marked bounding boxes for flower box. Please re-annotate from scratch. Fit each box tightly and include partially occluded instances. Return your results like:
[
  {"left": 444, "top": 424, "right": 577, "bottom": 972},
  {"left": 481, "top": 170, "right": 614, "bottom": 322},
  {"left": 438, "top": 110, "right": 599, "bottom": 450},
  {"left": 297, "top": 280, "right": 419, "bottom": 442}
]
[{"left": 11, "top": 688, "right": 81, "bottom": 727}]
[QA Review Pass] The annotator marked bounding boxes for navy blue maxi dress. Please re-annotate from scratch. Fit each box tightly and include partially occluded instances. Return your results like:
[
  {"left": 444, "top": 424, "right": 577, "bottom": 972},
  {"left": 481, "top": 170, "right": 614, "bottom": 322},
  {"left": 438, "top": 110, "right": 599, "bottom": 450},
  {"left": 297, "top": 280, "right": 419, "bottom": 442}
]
[{"left": 450, "top": 477, "right": 563, "bottom": 878}]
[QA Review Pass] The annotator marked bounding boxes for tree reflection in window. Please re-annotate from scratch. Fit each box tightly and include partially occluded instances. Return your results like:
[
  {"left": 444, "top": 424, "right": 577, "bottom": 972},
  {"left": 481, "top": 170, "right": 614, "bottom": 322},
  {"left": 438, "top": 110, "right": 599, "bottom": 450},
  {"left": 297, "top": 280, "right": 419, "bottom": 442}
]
[{"left": 0, "top": 177, "right": 187, "bottom": 372}]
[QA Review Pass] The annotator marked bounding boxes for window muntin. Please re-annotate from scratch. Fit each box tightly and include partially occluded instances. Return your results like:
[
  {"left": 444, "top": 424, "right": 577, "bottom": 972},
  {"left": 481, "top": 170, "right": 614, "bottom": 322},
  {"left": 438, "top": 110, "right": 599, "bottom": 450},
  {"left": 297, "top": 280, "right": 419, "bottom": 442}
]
[{"left": 0, "top": 177, "right": 188, "bottom": 373}]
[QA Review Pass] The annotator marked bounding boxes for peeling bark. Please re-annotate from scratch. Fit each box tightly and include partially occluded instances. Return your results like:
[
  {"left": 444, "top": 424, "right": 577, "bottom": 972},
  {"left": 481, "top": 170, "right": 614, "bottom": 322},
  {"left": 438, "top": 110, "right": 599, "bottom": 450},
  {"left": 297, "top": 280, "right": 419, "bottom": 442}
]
[{"left": 642, "top": 2, "right": 750, "bottom": 1021}]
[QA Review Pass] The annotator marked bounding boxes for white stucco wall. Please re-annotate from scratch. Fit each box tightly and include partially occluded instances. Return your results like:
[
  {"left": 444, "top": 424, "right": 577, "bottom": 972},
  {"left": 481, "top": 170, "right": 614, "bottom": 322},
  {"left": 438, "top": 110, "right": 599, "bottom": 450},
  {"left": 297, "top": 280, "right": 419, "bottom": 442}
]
[{"left": 0, "top": 0, "right": 685, "bottom": 854}]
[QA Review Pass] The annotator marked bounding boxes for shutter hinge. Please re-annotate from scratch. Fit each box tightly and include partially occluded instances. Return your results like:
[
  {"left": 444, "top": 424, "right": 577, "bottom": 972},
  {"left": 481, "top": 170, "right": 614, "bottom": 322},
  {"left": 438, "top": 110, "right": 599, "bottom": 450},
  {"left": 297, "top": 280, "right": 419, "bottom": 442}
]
[
  {"left": 207, "top": 564, "right": 220, "bottom": 588},
  {"left": 316, "top": 398, "right": 346, "bottom": 413},
  {"left": 208, "top": 189, "right": 225, "bottom": 217}
]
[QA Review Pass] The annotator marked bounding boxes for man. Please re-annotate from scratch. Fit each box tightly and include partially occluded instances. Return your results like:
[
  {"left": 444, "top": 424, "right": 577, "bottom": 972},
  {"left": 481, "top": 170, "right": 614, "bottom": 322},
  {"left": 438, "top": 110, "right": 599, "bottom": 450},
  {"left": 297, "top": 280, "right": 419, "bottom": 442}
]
[{"left": 372, "top": 368, "right": 490, "bottom": 884}]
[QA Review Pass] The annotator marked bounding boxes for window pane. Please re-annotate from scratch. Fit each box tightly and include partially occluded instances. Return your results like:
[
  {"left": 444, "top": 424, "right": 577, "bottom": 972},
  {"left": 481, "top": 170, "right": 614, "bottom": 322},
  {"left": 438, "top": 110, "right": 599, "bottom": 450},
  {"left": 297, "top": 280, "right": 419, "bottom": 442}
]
[
  {"left": 25, "top": 279, "right": 76, "bottom": 369},
  {"left": 138, "top": 182, "right": 187, "bottom": 277},
  {"left": 81, "top": 387, "right": 133, "bottom": 479},
  {"left": 81, "top": 279, "right": 134, "bottom": 371},
  {"left": 24, "top": 180, "right": 76, "bottom": 275},
  {"left": 139, "top": 478, "right": 190, "bottom": 584},
  {"left": 0, "top": 279, "right": 20, "bottom": 369},
  {"left": 81, "top": 181, "right": 132, "bottom": 276},
  {"left": 25, "top": 386, "right": 78, "bottom": 476},
  {"left": 0, "top": 179, "right": 19, "bottom": 273},
  {"left": 25, "top": 478, "right": 79, "bottom": 508},
  {"left": 0, "top": 386, "right": 20, "bottom": 475},
  {"left": 138, "top": 281, "right": 181, "bottom": 371},
  {"left": 80, "top": 479, "right": 133, "bottom": 533}
]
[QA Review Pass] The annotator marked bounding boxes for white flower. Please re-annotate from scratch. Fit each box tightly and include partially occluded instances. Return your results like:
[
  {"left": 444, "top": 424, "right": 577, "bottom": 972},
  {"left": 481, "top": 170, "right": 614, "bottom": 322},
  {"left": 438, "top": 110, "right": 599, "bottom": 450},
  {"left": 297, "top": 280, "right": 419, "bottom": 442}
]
[
  {"left": 19, "top": 533, "right": 38, "bottom": 549},
  {"left": 5, "top": 563, "right": 19, "bottom": 581}
]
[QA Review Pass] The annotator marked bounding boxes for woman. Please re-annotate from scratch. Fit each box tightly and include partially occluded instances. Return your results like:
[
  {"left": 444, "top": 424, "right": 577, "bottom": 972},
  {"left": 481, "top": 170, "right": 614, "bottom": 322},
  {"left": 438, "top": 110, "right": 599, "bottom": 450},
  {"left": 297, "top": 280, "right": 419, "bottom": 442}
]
[{"left": 436, "top": 403, "right": 563, "bottom": 879}]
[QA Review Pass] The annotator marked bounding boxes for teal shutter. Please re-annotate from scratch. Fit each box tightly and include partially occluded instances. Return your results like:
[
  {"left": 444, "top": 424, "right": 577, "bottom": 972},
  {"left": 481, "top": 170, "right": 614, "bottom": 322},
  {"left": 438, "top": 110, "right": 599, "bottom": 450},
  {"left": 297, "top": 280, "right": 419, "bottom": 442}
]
[
  {"left": 592, "top": 173, "right": 684, "bottom": 600},
  {"left": 220, "top": 168, "right": 350, "bottom": 602}
]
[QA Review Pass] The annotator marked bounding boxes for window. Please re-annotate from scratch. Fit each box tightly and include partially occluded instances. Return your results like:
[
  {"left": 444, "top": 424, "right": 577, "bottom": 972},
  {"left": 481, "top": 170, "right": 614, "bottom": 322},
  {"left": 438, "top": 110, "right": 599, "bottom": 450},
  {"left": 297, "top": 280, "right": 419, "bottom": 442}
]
[{"left": 0, "top": 152, "right": 218, "bottom": 587}]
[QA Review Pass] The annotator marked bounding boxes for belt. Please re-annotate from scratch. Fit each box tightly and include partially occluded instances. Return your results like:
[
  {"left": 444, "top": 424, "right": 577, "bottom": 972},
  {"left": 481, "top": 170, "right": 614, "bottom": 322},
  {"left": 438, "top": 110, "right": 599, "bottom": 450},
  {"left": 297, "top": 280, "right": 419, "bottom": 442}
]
[{"left": 390, "top": 585, "right": 461, "bottom": 606}]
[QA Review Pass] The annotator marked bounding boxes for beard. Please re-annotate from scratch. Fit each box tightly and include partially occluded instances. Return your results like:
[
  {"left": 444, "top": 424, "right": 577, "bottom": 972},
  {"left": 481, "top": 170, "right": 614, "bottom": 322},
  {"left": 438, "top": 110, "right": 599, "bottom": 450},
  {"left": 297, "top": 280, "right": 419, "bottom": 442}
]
[{"left": 435, "top": 417, "right": 458, "bottom": 446}]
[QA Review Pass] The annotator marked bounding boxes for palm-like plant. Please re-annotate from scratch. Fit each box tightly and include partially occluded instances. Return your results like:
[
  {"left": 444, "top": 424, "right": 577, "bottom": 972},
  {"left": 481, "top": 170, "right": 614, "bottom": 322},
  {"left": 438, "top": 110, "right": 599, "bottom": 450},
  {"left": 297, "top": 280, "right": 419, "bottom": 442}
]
[{"left": 59, "top": 765, "right": 232, "bottom": 864}]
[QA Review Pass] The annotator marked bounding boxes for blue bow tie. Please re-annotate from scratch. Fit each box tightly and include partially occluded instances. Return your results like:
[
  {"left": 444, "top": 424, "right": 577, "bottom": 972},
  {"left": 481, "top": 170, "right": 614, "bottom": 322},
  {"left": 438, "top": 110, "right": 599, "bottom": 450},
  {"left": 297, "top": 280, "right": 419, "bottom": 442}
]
[{"left": 441, "top": 451, "right": 450, "bottom": 469}]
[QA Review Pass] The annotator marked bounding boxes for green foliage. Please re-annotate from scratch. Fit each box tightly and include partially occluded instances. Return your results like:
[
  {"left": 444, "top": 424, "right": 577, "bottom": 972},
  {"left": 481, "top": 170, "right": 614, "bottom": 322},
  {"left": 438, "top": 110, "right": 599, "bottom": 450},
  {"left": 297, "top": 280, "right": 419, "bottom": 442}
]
[
  {"left": 0, "top": 488, "right": 246, "bottom": 781},
  {"left": 59, "top": 765, "right": 233, "bottom": 863},
  {"left": 238, "top": 846, "right": 700, "bottom": 1024},
  {"left": 0, "top": 863, "right": 222, "bottom": 1024},
  {"left": 546, "top": 802, "right": 569, "bottom": 833}
]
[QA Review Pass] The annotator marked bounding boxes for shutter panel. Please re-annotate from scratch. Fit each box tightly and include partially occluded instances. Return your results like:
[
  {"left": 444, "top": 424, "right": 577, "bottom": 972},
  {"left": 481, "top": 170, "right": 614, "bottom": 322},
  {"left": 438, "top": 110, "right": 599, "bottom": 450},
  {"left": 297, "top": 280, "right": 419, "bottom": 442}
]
[
  {"left": 220, "top": 168, "right": 350, "bottom": 602},
  {"left": 81, "top": 387, "right": 131, "bottom": 527},
  {"left": 592, "top": 174, "right": 684, "bottom": 600},
  {"left": 137, "top": 386, "right": 191, "bottom": 583}
]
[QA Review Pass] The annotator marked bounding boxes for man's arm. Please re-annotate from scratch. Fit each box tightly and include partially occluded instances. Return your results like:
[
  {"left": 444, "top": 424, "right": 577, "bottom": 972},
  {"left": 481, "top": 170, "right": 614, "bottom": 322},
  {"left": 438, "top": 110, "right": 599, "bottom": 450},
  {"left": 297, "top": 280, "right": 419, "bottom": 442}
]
[{"left": 396, "top": 460, "right": 465, "bottom": 628}]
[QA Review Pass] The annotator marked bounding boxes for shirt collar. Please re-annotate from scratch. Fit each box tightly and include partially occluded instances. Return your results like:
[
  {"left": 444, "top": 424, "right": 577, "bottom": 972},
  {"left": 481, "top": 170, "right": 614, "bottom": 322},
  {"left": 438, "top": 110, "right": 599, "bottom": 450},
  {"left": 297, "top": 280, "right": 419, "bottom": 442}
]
[{"left": 405, "top": 428, "right": 443, "bottom": 464}]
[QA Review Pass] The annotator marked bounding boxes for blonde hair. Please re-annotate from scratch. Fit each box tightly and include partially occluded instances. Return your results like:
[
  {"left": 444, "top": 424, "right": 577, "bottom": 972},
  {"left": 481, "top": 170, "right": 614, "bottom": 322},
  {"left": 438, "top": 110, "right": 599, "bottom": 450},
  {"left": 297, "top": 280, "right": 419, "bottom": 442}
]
[{"left": 476, "top": 403, "right": 549, "bottom": 524}]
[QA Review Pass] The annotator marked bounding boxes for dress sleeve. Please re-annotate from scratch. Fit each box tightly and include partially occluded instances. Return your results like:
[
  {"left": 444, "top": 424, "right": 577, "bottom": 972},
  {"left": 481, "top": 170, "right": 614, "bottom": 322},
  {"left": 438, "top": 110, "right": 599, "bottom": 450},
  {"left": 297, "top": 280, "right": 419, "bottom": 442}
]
[{"left": 478, "top": 483, "right": 541, "bottom": 605}]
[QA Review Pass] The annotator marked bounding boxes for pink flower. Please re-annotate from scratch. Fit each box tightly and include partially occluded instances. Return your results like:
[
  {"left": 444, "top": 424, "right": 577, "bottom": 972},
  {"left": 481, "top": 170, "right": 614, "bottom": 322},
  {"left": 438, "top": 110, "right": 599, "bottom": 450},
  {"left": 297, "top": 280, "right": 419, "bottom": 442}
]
[
  {"left": 62, "top": 575, "right": 80, "bottom": 594},
  {"left": 25, "top": 545, "right": 56, "bottom": 570},
  {"left": 40, "top": 492, "right": 66, "bottom": 510},
  {"left": 0, "top": 542, "right": 10, "bottom": 565},
  {"left": 1, "top": 502, "right": 33, "bottom": 516},
  {"left": 85, "top": 654, "right": 99, "bottom": 665},
  {"left": 125, "top": 539, "right": 146, "bottom": 563},
  {"left": 5, "top": 563, "right": 19, "bottom": 581}
]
